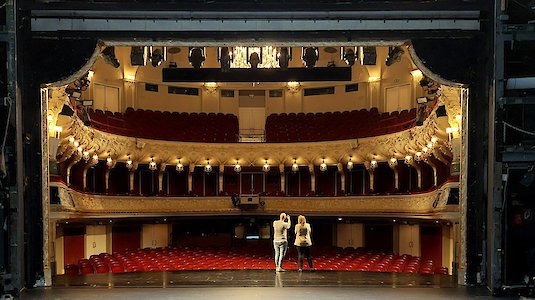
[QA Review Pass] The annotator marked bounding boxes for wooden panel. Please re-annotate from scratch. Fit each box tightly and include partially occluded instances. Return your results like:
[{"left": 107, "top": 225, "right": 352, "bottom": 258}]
[
  {"left": 398, "top": 224, "right": 420, "bottom": 256},
  {"left": 85, "top": 225, "right": 107, "bottom": 258},
  {"left": 112, "top": 226, "right": 141, "bottom": 253},
  {"left": 63, "top": 228, "right": 84, "bottom": 267},
  {"left": 420, "top": 225, "right": 443, "bottom": 267}
]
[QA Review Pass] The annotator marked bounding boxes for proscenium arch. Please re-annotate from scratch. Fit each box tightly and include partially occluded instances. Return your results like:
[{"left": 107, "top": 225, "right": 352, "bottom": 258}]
[{"left": 36, "top": 37, "right": 472, "bottom": 286}]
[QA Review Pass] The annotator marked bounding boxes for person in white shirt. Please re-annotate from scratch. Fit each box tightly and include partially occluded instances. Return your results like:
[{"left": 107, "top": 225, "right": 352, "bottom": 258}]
[
  {"left": 294, "top": 215, "right": 313, "bottom": 272},
  {"left": 273, "top": 212, "right": 291, "bottom": 272}
]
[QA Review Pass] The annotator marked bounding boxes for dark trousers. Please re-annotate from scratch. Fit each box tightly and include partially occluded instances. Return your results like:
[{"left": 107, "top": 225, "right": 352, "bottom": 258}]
[{"left": 296, "top": 246, "right": 313, "bottom": 269}]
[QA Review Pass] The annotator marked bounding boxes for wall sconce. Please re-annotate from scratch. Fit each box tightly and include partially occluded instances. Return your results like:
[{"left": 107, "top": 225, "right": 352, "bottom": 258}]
[
  {"left": 204, "top": 159, "right": 212, "bottom": 173},
  {"left": 320, "top": 159, "right": 327, "bottom": 172},
  {"left": 287, "top": 81, "right": 301, "bottom": 94},
  {"left": 414, "top": 152, "right": 422, "bottom": 162},
  {"left": 431, "top": 136, "right": 438, "bottom": 144},
  {"left": 73, "top": 141, "right": 79, "bottom": 148},
  {"left": 389, "top": 157, "right": 398, "bottom": 168},
  {"left": 404, "top": 155, "right": 413, "bottom": 166},
  {"left": 370, "top": 159, "right": 378, "bottom": 170},
  {"left": 176, "top": 159, "right": 184, "bottom": 172},
  {"left": 347, "top": 156, "right": 354, "bottom": 170},
  {"left": 82, "top": 151, "right": 90, "bottom": 162},
  {"left": 410, "top": 69, "right": 423, "bottom": 78},
  {"left": 204, "top": 82, "right": 218, "bottom": 94},
  {"left": 126, "top": 156, "right": 133, "bottom": 170},
  {"left": 234, "top": 159, "right": 241, "bottom": 173},
  {"left": 263, "top": 159, "right": 270, "bottom": 172},
  {"left": 368, "top": 76, "right": 380, "bottom": 82},
  {"left": 106, "top": 155, "right": 113, "bottom": 167},
  {"left": 124, "top": 74, "right": 136, "bottom": 82},
  {"left": 51, "top": 126, "right": 63, "bottom": 138},
  {"left": 77, "top": 146, "right": 83, "bottom": 153},
  {"left": 292, "top": 159, "right": 299, "bottom": 172},
  {"left": 92, "top": 154, "right": 99, "bottom": 162},
  {"left": 149, "top": 158, "right": 157, "bottom": 171}
]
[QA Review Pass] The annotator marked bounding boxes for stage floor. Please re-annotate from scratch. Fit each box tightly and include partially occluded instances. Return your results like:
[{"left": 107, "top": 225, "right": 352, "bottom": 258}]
[
  {"left": 16, "top": 271, "right": 511, "bottom": 299},
  {"left": 52, "top": 269, "right": 455, "bottom": 288}
]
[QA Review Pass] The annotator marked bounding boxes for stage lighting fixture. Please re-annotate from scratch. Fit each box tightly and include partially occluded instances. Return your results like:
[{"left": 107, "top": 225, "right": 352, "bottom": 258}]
[
  {"left": 341, "top": 47, "right": 357, "bottom": 66},
  {"left": 360, "top": 46, "right": 377, "bottom": 65},
  {"left": 302, "top": 47, "right": 319, "bottom": 68},
  {"left": 149, "top": 46, "right": 167, "bottom": 68},
  {"left": 130, "top": 46, "right": 147, "bottom": 66},
  {"left": 102, "top": 46, "right": 120, "bottom": 68},
  {"left": 189, "top": 47, "right": 206, "bottom": 69},
  {"left": 277, "top": 47, "right": 291, "bottom": 70},
  {"left": 248, "top": 48, "right": 262, "bottom": 69},
  {"left": 520, "top": 166, "right": 535, "bottom": 187},
  {"left": 218, "top": 47, "right": 233, "bottom": 72},
  {"left": 385, "top": 46, "right": 405, "bottom": 67}
]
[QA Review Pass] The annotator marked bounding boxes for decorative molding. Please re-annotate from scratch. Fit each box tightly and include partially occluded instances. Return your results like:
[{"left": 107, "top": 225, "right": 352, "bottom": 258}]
[{"left": 50, "top": 181, "right": 459, "bottom": 220}]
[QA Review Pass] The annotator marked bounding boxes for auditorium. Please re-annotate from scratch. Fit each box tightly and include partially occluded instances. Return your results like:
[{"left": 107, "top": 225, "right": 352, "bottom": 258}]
[{"left": 0, "top": 0, "right": 534, "bottom": 298}]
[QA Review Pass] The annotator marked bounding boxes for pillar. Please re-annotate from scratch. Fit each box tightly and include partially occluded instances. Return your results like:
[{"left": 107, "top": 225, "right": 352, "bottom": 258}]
[
  {"left": 309, "top": 163, "right": 315, "bottom": 193},
  {"left": 279, "top": 164, "right": 285, "bottom": 193}
]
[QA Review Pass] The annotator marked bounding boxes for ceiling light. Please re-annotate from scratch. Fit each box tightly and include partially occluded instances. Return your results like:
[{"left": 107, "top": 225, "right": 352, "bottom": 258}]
[
  {"left": 320, "top": 159, "right": 328, "bottom": 172},
  {"left": 234, "top": 159, "right": 241, "bottom": 173},
  {"left": 263, "top": 160, "right": 270, "bottom": 172},
  {"left": 149, "top": 158, "right": 157, "bottom": 171},
  {"left": 176, "top": 159, "right": 184, "bottom": 172},
  {"left": 292, "top": 159, "right": 299, "bottom": 172},
  {"left": 204, "top": 159, "right": 212, "bottom": 173}
]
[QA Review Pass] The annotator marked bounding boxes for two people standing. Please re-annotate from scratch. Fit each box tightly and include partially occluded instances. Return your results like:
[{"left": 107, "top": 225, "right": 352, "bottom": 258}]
[{"left": 273, "top": 213, "right": 314, "bottom": 272}]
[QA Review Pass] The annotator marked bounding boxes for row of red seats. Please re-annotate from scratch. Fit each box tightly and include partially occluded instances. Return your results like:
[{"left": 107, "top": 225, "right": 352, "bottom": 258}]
[
  {"left": 265, "top": 108, "right": 416, "bottom": 142},
  {"left": 89, "top": 108, "right": 239, "bottom": 143},
  {"left": 64, "top": 246, "right": 447, "bottom": 276}
]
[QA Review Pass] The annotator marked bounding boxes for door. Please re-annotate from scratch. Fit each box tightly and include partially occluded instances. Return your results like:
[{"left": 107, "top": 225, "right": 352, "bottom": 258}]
[
  {"left": 337, "top": 223, "right": 364, "bottom": 248},
  {"left": 94, "top": 83, "right": 120, "bottom": 112},
  {"left": 420, "top": 226, "right": 443, "bottom": 267},
  {"left": 85, "top": 225, "right": 107, "bottom": 258},
  {"left": 238, "top": 107, "right": 265, "bottom": 136},
  {"left": 142, "top": 224, "right": 169, "bottom": 248},
  {"left": 399, "top": 224, "right": 420, "bottom": 256},
  {"left": 385, "top": 84, "right": 411, "bottom": 112},
  {"left": 63, "top": 227, "right": 85, "bottom": 267},
  {"left": 112, "top": 226, "right": 141, "bottom": 253}
]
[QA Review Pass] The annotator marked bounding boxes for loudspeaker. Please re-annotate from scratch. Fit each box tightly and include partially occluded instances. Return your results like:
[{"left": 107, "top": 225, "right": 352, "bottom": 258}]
[
  {"left": 361, "top": 47, "right": 377, "bottom": 65},
  {"left": 435, "top": 105, "right": 447, "bottom": 117},
  {"left": 59, "top": 104, "right": 75, "bottom": 117}
]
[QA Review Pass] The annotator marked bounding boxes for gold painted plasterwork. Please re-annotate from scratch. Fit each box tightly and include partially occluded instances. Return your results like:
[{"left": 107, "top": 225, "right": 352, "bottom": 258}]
[
  {"left": 51, "top": 181, "right": 459, "bottom": 220},
  {"left": 48, "top": 85, "right": 459, "bottom": 169}
]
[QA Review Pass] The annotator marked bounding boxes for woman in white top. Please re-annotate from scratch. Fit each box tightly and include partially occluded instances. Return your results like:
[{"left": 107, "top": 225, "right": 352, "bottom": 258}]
[{"left": 294, "top": 215, "right": 313, "bottom": 271}]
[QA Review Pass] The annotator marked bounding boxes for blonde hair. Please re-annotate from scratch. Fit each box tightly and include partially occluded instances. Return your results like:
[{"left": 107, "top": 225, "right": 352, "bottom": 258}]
[
  {"left": 298, "top": 215, "right": 306, "bottom": 225},
  {"left": 280, "top": 213, "right": 287, "bottom": 221}
]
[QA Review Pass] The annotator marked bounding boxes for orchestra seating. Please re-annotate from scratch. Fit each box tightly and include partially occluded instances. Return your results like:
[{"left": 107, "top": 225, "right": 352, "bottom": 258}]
[
  {"left": 64, "top": 246, "right": 447, "bottom": 275},
  {"left": 265, "top": 108, "right": 416, "bottom": 142},
  {"left": 88, "top": 108, "right": 240, "bottom": 143}
]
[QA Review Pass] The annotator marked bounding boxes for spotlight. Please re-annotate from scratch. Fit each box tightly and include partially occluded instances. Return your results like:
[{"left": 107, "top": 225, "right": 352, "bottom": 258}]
[
  {"left": 248, "top": 48, "right": 262, "bottom": 69},
  {"left": 385, "top": 46, "right": 404, "bottom": 67},
  {"left": 189, "top": 47, "right": 206, "bottom": 69},
  {"left": 277, "top": 47, "right": 291, "bottom": 70},
  {"left": 360, "top": 46, "right": 377, "bottom": 65},
  {"left": 149, "top": 46, "right": 167, "bottom": 68},
  {"left": 218, "top": 47, "right": 233, "bottom": 72},
  {"left": 302, "top": 47, "right": 319, "bottom": 68},
  {"left": 130, "top": 46, "right": 147, "bottom": 66},
  {"left": 102, "top": 46, "right": 120, "bottom": 68},
  {"left": 341, "top": 47, "right": 357, "bottom": 66}
]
